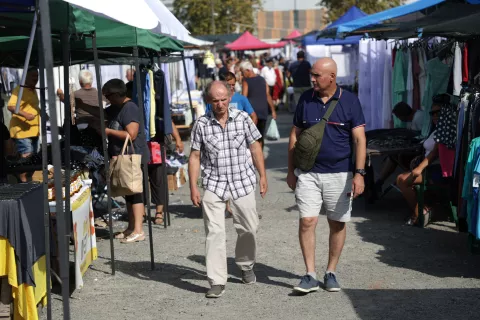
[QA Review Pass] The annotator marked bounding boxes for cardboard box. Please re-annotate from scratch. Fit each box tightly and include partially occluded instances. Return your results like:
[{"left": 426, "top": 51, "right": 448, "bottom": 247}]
[{"left": 168, "top": 174, "right": 178, "bottom": 191}]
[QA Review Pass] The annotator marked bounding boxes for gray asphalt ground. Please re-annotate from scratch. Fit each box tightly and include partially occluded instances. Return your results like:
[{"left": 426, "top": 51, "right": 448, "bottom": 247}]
[{"left": 43, "top": 112, "right": 480, "bottom": 320}]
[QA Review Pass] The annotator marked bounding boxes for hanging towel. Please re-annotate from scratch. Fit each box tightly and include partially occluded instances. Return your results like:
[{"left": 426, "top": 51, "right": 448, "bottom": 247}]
[
  {"left": 453, "top": 42, "right": 463, "bottom": 96},
  {"left": 148, "top": 70, "right": 156, "bottom": 139}
]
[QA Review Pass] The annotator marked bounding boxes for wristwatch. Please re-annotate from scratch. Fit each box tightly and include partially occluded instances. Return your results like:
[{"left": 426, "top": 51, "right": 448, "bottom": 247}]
[{"left": 355, "top": 169, "right": 367, "bottom": 176}]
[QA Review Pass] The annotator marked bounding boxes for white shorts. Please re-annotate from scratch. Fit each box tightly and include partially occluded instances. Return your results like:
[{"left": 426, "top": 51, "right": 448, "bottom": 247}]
[{"left": 295, "top": 169, "right": 353, "bottom": 222}]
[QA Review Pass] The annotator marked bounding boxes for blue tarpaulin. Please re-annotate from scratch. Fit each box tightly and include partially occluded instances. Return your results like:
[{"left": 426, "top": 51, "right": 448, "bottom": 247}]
[
  {"left": 337, "top": 0, "right": 446, "bottom": 34},
  {"left": 303, "top": 6, "right": 366, "bottom": 46}
]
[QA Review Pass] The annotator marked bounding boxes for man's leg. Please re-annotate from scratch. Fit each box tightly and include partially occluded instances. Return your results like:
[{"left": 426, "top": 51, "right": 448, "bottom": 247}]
[
  {"left": 322, "top": 172, "right": 353, "bottom": 292},
  {"left": 202, "top": 191, "right": 228, "bottom": 287},
  {"left": 230, "top": 191, "right": 259, "bottom": 283},
  {"left": 293, "top": 172, "right": 322, "bottom": 293}
]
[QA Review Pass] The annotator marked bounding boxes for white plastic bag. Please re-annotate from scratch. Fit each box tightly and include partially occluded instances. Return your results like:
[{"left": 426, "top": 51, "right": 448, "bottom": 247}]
[{"left": 265, "top": 119, "right": 280, "bottom": 141}]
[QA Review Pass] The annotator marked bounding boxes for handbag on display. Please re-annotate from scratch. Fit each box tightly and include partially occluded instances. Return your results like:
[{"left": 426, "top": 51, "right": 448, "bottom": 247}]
[{"left": 109, "top": 135, "right": 143, "bottom": 197}]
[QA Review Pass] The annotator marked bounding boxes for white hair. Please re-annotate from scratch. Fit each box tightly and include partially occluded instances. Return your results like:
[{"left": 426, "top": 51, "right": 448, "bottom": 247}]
[
  {"left": 79, "top": 70, "right": 93, "bottom": 85},
  {"left": 239, "top": 61, "right": 253, "bottom": 71}
]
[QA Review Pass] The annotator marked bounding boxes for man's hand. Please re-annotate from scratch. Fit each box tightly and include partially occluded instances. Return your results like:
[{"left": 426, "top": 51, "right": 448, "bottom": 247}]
[
  {"left": 411, "top": 167, "right": 423, "bottom": 180},
  {"left": 191, "top": 186, "right": 201, "bottom": 207},
  {"left": 24, "top": 113, "right": 35, "bottom": 121},
  {"left": 56, "top": 88, "right": 63, "bottom": 96},
  {"left": 176, "top": 140, "right": 184, "bottom": 153},
  {"left": 271, "top": 110, "right": 277, "bottom": 120},
  {"left": 259, "top": 176, "right": 268, "bottom": 198},
  {"left": 352, "top": 173, "right": 365, "bottom": 198},
  {"left": 287, "top": 171, "right": 297, "bottom": 190}
]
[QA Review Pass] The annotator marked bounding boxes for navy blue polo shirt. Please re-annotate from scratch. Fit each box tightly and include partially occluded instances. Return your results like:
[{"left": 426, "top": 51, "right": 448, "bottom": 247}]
[{"left": 293, "top": 87, "right": 365, "bottom": 174}]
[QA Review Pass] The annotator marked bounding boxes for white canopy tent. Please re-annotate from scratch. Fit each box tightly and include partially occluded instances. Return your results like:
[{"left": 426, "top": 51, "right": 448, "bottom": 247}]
[{"left": 62, "top": 0, "right": 190, "bottom": 40}]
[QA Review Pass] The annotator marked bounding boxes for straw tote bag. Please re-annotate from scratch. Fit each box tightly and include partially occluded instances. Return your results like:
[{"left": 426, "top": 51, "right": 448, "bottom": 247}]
[{"left": 109, "top": 135, "right": 143, "bottom": 197}]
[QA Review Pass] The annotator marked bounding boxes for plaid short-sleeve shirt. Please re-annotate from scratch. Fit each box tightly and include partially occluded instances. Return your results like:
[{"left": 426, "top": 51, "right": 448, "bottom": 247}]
[{"left": 191, "top": 108, "right": 262, "bottom": 200}]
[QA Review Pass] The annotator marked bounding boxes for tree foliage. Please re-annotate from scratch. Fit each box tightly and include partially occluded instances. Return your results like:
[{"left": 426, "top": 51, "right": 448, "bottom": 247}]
[
  {"left": 318, "top": 0, "right": 404, "bottom": 23},
  {"left": 174, "top": 0, "right": 262, "bottom": 35}
]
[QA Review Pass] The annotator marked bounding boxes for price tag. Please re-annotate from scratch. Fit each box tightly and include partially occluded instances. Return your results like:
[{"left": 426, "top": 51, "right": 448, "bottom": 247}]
[{"left": 473, "top": 174, "right": 480, "bottom": 188}]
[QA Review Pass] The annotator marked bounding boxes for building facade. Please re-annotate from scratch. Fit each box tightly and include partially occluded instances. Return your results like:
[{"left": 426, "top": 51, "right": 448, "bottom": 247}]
[{"left": 256, "top": 8, "right": 327, "bottom": 39}]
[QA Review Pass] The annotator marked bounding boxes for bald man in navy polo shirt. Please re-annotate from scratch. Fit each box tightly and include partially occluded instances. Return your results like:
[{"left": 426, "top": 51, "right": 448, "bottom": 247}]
[{"left": 287, "top": 58, "right": 367, "bottom": 293}]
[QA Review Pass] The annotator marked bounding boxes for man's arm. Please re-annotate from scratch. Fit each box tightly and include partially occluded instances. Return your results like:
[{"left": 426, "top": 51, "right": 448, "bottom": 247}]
[
  {"left": 250, "top": 112, "right": 258, "bottom": 125},
  {"left": 352, "top": 126, "right": 367, "bottom": 197},
  {"left": 250, "top": 141, "right": 268, "bottom": 198},
  {"left": 7, "top": 93, "right": 36, "bottom": 120},
  {"left": 265, "top": 82, "right": 276, "bottom": 120},
  {"left": 242, "top": 80, "right": 248, "bottom": 97},
  {"left": 287, "top": 126, "right": 302, "bottom": 190},
  {"left": 188, "top": 150, "right": 201, "bottom": 206},
  {"left": 105, "top": 122, "right": 139, "bottom": 141},
  {"left": 171, "top": 120, "right": 184, "bottom": 153}
]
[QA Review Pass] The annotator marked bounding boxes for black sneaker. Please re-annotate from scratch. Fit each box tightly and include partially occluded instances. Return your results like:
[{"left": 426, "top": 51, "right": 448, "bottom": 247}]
[
  {"left": 242, "top": 270, "right": 256, "bottom": 284},
  {"left": 205, "top": 285, "right": 225, "bottom": 298},
  {"left": 324, "top": 272, "right": 341, "bottom": 292},
  {"left": 292, "top": 275, "right": 320, "bottom": 293}
]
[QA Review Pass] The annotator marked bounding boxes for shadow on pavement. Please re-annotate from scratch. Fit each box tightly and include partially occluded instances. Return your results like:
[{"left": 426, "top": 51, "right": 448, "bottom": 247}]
[
  {"left": 353, "top": 197, "right": 480, "bottom": 279},
  {"left": 188, "top": 254, "right": 298, "bottom": 289},
  {"left": 344, "top": 288, "right": 480, "bottom": 319},
  {"left": 169, "top": 204, "right": 202, "bottom": 219},
  {"left": 104, "top": 254, "right": 300, "bottom": 294}
]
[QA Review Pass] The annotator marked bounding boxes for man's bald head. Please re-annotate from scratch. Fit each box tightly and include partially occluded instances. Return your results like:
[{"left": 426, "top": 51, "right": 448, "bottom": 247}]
[
  {"left": 311, "top": 57, "right": 337, "bottom": 93},
  {"left": 206, "top": 81, "right": 231, "bottom": 118}
]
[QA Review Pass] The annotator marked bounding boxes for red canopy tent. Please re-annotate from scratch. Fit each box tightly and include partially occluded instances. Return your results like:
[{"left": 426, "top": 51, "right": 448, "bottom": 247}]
[
  {"left": 282, "top": 29, "right": 302, "bottom": 40},
  {"left": 271, "top": 30, "right": 303, "bottom": 48},
  {"left": 225, "top": 31, "right": 273, "bottom": 50}
]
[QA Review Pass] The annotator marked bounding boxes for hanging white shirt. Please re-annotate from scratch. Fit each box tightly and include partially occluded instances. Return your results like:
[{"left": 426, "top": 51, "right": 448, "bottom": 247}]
[
  {"left": 453, "top": 42, "right": 462, "bottom": 96},
  {"left": 382, "top": 42, "right": 393, "bottom": 129},
  {"left": 261, "top": 66, "right": 276, "bottom": 86}
]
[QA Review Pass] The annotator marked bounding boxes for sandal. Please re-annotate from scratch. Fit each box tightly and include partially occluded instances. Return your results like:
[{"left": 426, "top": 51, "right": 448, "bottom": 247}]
[
  {"left": 115, "top": 229, "right": 133, "bottom": 239},
  {"left": 154, "top": 213, "right": 164, "bottom": 225},
  {"left": 94, "top": 217, "right": 108, "bottom": 229},
  {"left": 120, "top": 232, "right": 145, "bottom": 243}
]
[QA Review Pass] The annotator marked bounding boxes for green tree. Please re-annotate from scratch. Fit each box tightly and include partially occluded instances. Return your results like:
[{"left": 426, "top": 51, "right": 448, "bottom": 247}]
[
  {"left": 318, "top": 0, "right": 404, "bottom": 23},
  {"left": 174, "top": 0, "right": 262, "bottom": 35}
]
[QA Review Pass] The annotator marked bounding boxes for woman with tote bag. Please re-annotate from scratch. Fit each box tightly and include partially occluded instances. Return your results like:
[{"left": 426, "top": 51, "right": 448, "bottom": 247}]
[{"left": 103, "top": 79, "right": 149, "bottom": 244}]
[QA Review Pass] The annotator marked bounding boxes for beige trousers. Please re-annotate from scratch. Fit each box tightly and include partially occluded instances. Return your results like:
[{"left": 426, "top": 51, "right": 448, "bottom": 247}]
[{"left": 202, "top": 190, "right": 259, "bottom": 286}]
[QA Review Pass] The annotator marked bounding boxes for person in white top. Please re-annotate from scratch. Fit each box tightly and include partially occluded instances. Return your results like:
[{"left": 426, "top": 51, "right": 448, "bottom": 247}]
[
  {"left": 375, "top": 102, "right": 425, "bottom": 193},
  {"left": 260, "top": 58, "right": 277, "bottom": 99},
  {"left": 396, "top": 102, "right": 443, "bottom": 226}
]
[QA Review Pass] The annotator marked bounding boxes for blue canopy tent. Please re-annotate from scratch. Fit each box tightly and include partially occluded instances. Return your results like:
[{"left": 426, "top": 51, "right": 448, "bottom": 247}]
[
  {"left": 336, "top": 0, "right": 446, "bottom": 37},
  {"left": 303, "top": 6, "right": 367, "bottom": 46}
]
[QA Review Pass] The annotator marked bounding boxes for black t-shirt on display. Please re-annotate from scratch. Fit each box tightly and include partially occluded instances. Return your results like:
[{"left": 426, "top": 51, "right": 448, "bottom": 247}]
[
  {"left": 1, "top": 123, "right": 9, "bottom": 181},
  {"left": 106, "top": 100, "right": 149, "bottom": 161}
]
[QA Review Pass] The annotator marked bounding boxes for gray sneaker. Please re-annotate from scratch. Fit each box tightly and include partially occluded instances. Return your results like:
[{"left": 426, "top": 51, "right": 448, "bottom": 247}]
[
  {"left": 324, "top": 272, "right": 341, "bottom": 292},
  {"left": 205, "top": 285, "right": 225, "bottom": 298},
  {"left": 293, "top": 275, "right": 320, "bottom": 293},
  {"left": 242, "top": 269, "right": 256, "bottom": 284}
]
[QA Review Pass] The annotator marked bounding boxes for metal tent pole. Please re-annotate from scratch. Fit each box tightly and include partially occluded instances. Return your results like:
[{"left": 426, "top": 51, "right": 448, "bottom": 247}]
[
  {"left": 14, "top": 12, "right": 37, "bottom": 114},
  {"left": 156, "top": 56, "right": 168, "bottom": 230},
  {"left": 38, "top": 0, "right": 70, "bottom": 318},
  {"left": 61, "top": 31, "right": 72, "bottom": 259},
  {"left": 91, "top": 31, "right": 115, "bottom": 275},
  {"left": 37, "top": 24, "right": 52, "bottom": 320},
  {"left": 133, "top": 46, "right": 155, "bottom": 270}
]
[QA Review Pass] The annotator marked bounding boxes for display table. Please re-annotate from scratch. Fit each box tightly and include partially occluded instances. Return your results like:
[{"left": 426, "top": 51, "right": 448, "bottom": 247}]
[
  {"left": 0, "top": 183, "right": 47, "bottom": 320},
  {"left": 49, "top": 184, "right": 97, "bottom": 289}
]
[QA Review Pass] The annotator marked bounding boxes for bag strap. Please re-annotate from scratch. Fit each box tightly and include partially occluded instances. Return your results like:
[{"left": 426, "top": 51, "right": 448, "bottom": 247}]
[
  {"left": 322, "top": 88, "right": 342, "bottom": 122},
  {"left": 120, "top": 134, "right": 135, "bottom": 155}
]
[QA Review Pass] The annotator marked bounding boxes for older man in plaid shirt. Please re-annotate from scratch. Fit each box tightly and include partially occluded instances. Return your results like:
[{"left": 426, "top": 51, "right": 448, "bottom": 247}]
[{"left": 189, "top": 81, "right": 268, "bottom": 299}]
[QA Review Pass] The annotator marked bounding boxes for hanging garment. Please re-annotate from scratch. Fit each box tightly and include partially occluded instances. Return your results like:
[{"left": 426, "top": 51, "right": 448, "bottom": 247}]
[
  {"left": 392, "top": 49, "right": 408, "bottom": 128},
  {"left": 406, "top": 48, "right": 414, "bottom": 108},
  {"left": 392, "top": 47, "right": 397, "bottom": 68},
  {"left": 418, "top": 47, "right": 427, "bottom": 109},
  {"left": 454, "top": 42, "right": 463, "bottom": 96},
  {"left": 358, "top": 40, "right": 372, "bottom": 128},
  {"left": 132, "top": 71, "right": 151, "bottom": 141},
  {"left": 382, "top": 45, "right": 393, "bottom": 128},
  {"left": 412, "top": 49, "right": 421, "bottom": 111},
  {"left": 148, "top": 70, "right": 156, "bottom": 139},
  {"left": 421, "top": 57, "right": 453, "bottom": 138},
  {"left": 434, "top": 102, "right": 456, "bottom": 149},
  {"left": 438, "top": 144, "right": 455, "bottom": 177},
  {"left": 154, "top": 69, "right": 173, "bottom": 136},
  {"left": 463, "top": 43, "right": 469, "bottom": 83},
  {"left": 462, "top": 137, "right": 480, "bottom": 240},
  {"left": 455, "top": 96, "right": 469, "bottom": 176}
]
